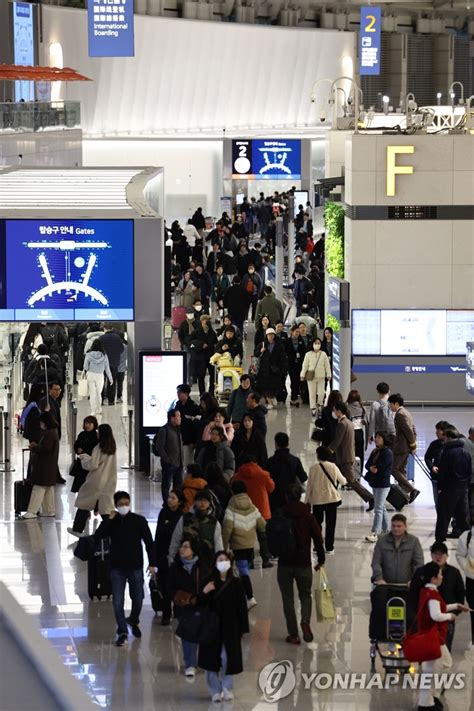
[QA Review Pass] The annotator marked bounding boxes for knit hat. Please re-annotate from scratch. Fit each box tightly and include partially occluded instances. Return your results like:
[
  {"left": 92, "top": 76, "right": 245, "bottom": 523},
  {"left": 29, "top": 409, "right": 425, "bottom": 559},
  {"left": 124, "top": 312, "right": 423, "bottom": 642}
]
[{"left": 194, "top": 489, "right": 212, "bottom": 503}]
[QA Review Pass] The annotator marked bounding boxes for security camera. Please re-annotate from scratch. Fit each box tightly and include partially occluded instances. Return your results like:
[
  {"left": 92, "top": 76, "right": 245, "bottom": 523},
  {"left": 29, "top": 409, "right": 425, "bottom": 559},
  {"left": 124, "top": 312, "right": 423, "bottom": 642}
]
[
  {"left": 310, "top": 95, "right": 316, "bottom": 103},
  {"left": 319, "top": 110, "right": 327, "bottom": 122}
]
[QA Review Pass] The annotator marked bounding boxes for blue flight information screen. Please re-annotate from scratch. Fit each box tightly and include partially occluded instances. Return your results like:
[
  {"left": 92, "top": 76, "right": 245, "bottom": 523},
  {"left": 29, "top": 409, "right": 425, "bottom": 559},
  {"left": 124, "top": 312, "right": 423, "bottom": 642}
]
[
  {"left": 232, "top": 139, "right": 301, "bottom": 180},
  {"left": 1, "top": 219, "right": 134, "bottom": 321}
]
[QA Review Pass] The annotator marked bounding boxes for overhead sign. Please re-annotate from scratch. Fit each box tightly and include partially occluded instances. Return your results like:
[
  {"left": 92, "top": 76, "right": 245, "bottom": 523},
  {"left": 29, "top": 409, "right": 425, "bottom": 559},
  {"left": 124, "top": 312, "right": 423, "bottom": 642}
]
[
  {"left": 359, "top": 6, "right": 381, "bottom": 76},
  {"left": 232, "top": 139, "right": 301, "bottom": 180},
  {"left": 88, "top": 0, "right": 135, "bottom": 58},
  {"left": 13, "top": 2, "right": 35, "bottom": 101}
]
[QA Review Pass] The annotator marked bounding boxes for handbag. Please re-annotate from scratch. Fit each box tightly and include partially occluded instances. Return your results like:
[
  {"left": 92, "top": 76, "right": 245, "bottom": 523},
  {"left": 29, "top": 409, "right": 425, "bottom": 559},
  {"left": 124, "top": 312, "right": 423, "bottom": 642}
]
[
  {"left": 403, "top": 597, "right": 442, "bottom": 663},
  {"left": 77, "top": 371, "right": 88, "bottom": 398},
  {"left": 320, "top": 463, "right": 342, "bottom": 507},
  {"left": 305, "top": 353, "right": 321, "bottom": 382},
  {"left": 173, "top": 590, "right": 197, "bottom": 607},
  {"left": 314, "top": 568, "right": 336, "bottom": 622}
]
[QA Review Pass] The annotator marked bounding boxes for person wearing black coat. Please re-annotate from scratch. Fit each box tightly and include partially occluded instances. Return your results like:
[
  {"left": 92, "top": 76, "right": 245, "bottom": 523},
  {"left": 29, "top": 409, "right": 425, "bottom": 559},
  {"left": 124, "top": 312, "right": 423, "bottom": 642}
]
[
  {"left": 314, "top": 390, "right": 343, "bottom": 446},
  {"left": 215, "top": 327, "right": 243, "bottom": 362},
  {"left": 71, "top": 416, "right": 99, "bottom": 493},
  {"left": 171, "top": 385, "right": 201, "bottom": 465},
  {"left": 192, "top": 265, "right": 212, "bottom": 310},
  {"left": 191, "top": 207, "right": 206, "bottom": 233},
  {"left": 245, "top": 393, "right": 268, "bottom": 440},
  {"left": 198, "top": 551, "right": 249, "bottom": 701},
  {"left": 364, "top": 432, "right": 393, "bottom": 541},
  {"left": 424, "top": 421, "right": 451, "bottom": 507},
  {"left": 154, "top": 489, "right": 185, "bottom": 625},
  {"left": 189, "top": 317, "right": 218, "bottom": 395},
  {"left": 223, "top": 278, "right": 252, "bottom": 335},
  {"left": 255, "top": 330, "right": 288, "bottom": 406},
  {"left": 435, "top": 429, "right": 471, "bottom": 542},
  {"left": 266, "top": 433, "right": 308, "bottom": 513},
  {"left": 285, "top": 326, "right": 307, "bottom": 406},
  {"left": 231, "top": 414, "right": 268, "bottom": 468}
]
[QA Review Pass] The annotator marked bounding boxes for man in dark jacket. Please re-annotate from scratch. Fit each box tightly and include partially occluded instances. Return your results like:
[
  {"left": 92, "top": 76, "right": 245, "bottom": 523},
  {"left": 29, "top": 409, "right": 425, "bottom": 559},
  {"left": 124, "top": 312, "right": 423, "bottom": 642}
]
[
  {"left": 241, "top": 265, "right": 263, "bottom": 321},
  {"left": 267, "top": 432, "right": 308, "bottom": 513},
  {"left": 435, "top": 428, "right": 471, "bottom": 542},
  {"left": 39, "top": 381, "right": 65, "bottom": 484},
  {"left": 410, "top": 541, "right": 465, "bottom": 651},
  {"left": 191, "top": 207, "right": 205, "bottom": 235},
  {"left": 226, "top": 374, "right": 252, "bottom": 427},
  {"left": 277, "top": 484, "right": 325, "bottom": 644},
  {"left": 285, "top": 325, "right": 306, "bottom": 406},
  {"left": 245, "top": 391, "right": 268, "bottom": 440},
  {"left": 424, "top": 420, "right": 452, "bottom": 506},
  {"left": 192, "top": 264, "right": 212, "bottom": 310},
  {"left": 99, "top": 324, "right": 124, "bottom": 405},
  {"left": 223, "top": 276, "right": 251, "bottom": 335},
  {"left": 171, "top": 384, "right": 201, "bottom": 465},
  {"left": 154, "top": 409, "right": 184, "bottom": 502},
  {"left": 95, "top": 490, "right": 156, "bottom": 646}
]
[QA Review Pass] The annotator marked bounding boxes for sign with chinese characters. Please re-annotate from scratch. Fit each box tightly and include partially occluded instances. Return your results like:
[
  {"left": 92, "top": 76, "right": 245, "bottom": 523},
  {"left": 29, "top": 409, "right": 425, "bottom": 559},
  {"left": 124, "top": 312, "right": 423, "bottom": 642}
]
[
  {"left": 88, "top": 0, "right": 134, "bottom": 58},
  {"left": 232, "top": 139, "right": 301, "bottom": 180},
  {"left": 359, "top": 6, "right": 381, "bottom": 76},
  {"left": 13, "top": 2, "right": 35, "bottom": 101}
]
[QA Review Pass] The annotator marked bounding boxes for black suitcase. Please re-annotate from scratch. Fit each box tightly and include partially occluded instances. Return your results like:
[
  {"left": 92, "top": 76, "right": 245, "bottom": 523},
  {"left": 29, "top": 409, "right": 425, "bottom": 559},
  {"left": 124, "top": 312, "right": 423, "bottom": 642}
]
[
  {"left": 14, "top": 449, "right": 32, "bottom": 516},
  {"left": 88, "top": 538, "right": 112, "bottom": 600},
  {"left": 386, "top": 484, "right": 409, "bottom": 511},
  {"left": 149, "top": 576, "right": 165, "bottom": 614}
]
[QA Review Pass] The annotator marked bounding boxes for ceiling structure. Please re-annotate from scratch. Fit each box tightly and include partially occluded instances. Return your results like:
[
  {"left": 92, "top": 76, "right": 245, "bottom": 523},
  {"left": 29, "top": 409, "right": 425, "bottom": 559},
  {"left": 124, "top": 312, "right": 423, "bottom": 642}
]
[{"left": 313, "top": 1, "right": 472, "bottom": 11}]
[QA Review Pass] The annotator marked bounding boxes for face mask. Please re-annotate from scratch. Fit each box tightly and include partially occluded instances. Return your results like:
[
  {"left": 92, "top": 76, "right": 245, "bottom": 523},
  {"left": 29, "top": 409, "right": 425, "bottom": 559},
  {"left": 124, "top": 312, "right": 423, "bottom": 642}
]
[
  {"left": 216, "top": 560, "right": 231, "bottom": 574},
  {"left": 331, "top": 411, "right": 338, "bottom": 420},
  {"left": 195, "top": 306, "right": 202, "bottom": 312},
  {"left": 313, "top": 344, "right": 321, "bottom": 351},
  {"left": 117, "top": 505, "right": 130, "bottom": 516}
]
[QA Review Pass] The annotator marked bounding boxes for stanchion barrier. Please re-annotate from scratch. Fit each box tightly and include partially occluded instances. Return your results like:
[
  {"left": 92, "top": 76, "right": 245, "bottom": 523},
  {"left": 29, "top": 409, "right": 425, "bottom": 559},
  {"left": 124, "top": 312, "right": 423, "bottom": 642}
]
[
  {"left": 121, "top": 408, "right": 135, "bottom": 470},
  {"left": 0, "top": 393, "right": 15, "bottom": 473},
  {"left": 69, "top": 401, "right": 77, "bottom": 464},
  {"left": 147, "top": 434, "right": 161, "bottom": 482},
  {"left": 0, "top": 406, "right": 4, "bottom": 464}
]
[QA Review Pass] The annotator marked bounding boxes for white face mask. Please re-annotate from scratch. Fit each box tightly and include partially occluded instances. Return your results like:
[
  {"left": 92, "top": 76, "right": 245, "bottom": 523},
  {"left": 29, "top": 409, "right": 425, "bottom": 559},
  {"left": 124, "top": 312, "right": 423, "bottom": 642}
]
[
  {"left": 313, "top": 344, "right": 321, "bottom": 351},
  {"left": 117, "top": 505, "right": 130, "bottom": 516},
  {"left": 331, "top": 411, "right": 338, "bottom": 420},
  {"left": 216, "top": 560, "right": 231, "bottom": 574},
  {"left": 195, "top": 305, "right": 202, "bottom": 312}
]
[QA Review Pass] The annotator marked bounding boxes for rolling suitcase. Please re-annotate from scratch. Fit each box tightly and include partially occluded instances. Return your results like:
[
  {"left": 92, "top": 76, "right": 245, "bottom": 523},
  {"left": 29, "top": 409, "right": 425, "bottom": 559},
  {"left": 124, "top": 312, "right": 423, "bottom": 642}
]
[
  {"left": 14, "top": 449, "right": 32, "bottom": 516},
  {"left": 88, "top": 538, "right": 112, "bottom": 600},
  {"left": 386, "top": 484, "right": 409, "bottom": 511},
  {"left": 171, "top": 306, "right": 186, "bottom": 329}
]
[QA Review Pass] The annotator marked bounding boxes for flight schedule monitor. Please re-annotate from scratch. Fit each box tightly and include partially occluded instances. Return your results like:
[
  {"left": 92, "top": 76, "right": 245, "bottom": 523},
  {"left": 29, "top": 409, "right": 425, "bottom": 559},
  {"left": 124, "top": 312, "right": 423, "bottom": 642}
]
[{"left": 0, "top": 219, "right": 134, "bottom": 321}]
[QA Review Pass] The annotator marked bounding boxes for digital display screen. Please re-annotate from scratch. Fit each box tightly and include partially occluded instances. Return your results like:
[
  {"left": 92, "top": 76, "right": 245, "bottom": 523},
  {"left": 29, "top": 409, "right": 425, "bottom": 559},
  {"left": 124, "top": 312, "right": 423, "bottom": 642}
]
[
  {"left": 293, "top": 191, "right": 309, "bottom": 217},
  {"left": 232, "top": 139, "right": 301, "bottom": 180},
  {"left": 88, "top": 0, "right": 135, "bottom": 58},
  {"left": 13, "top": 2, "right": 35, "bottom": 101},
  {"left": 1, "top": 219, "right": 134, "bottom": 321},
  {"left": 141, "top": 353, "right": 186, "bottom": 428},
  {"left": 352, "top": 310, "right": 474, "bottom": 357}
]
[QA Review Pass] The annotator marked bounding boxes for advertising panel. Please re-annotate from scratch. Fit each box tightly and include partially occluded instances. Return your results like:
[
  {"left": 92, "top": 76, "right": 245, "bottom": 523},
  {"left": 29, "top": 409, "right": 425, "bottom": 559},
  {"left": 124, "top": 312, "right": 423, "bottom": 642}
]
[
  {"left": 140, "top": 353, "right": 186, "bottom": 429},
  {"left": 232, "top": 139, "right": 301, "bottom": 180},
  {"left": 467, "top": 342, "right": 474, "bottom": 395},
  {"left": 359, "top": 6, "right": 382, "bottom": 76},
  {"left": 88, "top": 0, "right": 135, "bottom": 58},
  {"left": 13, "top": 2, "right": 35, "bottom": 101},
  {"left": 1, "top": 219, "right": 134, "bottom": 321}
]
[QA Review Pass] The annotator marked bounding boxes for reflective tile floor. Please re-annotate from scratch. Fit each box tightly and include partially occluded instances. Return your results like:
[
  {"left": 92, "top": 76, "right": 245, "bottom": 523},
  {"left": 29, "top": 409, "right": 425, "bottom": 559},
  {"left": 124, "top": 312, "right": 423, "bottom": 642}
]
[{"left": 1, "top": 394, "right": 473, "bottom": 710}]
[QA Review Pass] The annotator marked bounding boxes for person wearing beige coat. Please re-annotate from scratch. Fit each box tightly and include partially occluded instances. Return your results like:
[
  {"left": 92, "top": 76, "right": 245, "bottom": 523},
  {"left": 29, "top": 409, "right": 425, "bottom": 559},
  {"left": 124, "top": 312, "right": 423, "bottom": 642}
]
[
  {"left": 300, "top": 339, "right": 331, "bottom": 415},
  {"left": 305, "top": 446, "right": 347, "bottom": 553}
]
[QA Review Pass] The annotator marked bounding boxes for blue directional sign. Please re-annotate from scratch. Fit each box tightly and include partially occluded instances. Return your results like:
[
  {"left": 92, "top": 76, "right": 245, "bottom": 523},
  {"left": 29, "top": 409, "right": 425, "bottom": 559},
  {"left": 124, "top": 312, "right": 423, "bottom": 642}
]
[
  {"left": 359, "top": 6, "right": 381, "bottom": 76},
  {"left": 88, "top": 0, "right": 135, "bottom": 58}
]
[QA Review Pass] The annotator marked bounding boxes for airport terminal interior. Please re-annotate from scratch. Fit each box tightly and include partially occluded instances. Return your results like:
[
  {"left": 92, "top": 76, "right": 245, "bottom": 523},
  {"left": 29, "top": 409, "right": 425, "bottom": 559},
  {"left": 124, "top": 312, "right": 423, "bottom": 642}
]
[{"left": 1, "top": 0, "right": 474, "bottom": 710}]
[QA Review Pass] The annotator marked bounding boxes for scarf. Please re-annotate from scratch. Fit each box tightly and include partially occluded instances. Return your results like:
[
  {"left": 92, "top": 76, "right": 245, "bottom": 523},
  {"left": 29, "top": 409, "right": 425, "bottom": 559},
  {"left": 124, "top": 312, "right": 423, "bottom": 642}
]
[{"left": 181, "top": 555, "right": 198, "bottom": 573}]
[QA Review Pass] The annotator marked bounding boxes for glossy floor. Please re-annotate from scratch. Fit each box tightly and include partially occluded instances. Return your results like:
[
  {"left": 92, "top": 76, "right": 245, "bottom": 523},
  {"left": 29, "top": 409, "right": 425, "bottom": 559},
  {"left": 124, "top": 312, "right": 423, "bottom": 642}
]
[{"left": 1, "top": 398, "right": 473, "bottom": 710}]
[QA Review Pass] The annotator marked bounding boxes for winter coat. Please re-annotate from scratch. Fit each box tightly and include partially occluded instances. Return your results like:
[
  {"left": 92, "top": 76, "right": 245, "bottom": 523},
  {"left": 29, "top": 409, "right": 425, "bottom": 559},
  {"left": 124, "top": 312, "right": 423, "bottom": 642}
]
[
  {"left": 300, "top": 349, "right": 331, "bottom": 381},
  {"left": 196, "top": 441, "right": 235, "bottom": 481},
  {"left": 215, "top": 335, "right": 243, "bottom": 361},
  {"left": 285, "top": 337, "right": 306, "bottom": 371},
  {"left": 393, "top": 407, "right": 417, "bottom": 456},
  {"left": 189, "top": 327, "right": 218, "bottom": 378},
  {"left": 154, "top": 423, "right": 183, "bottom": 468},
  {"left": 305, "top": 461, "right": 347, "bottom": 505},
  {"left": 256, "top": 339, "right": 288, "bottom": 395},
  {"left": 231, "top": 428, "right": 268, "bottom": 468},
  {"left": 29, "top": 428, "right": 60, "bottom": 487},
  {"left": 222, "top": 493, "right": 266, "bottom": 551},
  {"left": 245, "top": 404, "right": 268, "bottom": 439},
  {"left": 456, "top": 526, "right": 474, "bottom": 580},
  {"left": 154, "top": 505, "right": 183, "bottom": 569},
  {"left": 171, "top": 396, "right": 201, "bottom": 446},
  {"left": 22, "top": 403, "right": 42, "bottom": 443},
  {"left": 241, "top": 271, "right": 262, "bottom": 298},
  {"left": 364, "top": 446, "right": 393, "bottom": 489},
  {"left": 198, "top": 575, "right": 249, "bottom": 675},
  {"left": 437, "top": 439, "right": 472, "bottom": 490},
  {"left": 168, "top": 509, "right": 223, "bottom": 565},
  {"left": 211, "top": 273, "right": 231, "bottom": 302},
  {"left": 99, "top": 331, "right": 124, "bottom": 369},
  {"left": 279, "top": 500, "right": 325, "bottom": 568},
  {"left": 182, "top": 476, "right": 209, "bottom": 512},
  {"left": 71, "top": 428, "right": 99, "bottom": 493},
  {"left": 254, "top": 294, "right": 284, "bottom": 328},
  {"left": 329, "top": 416, "right": 355, "bottom": 465},
  {"left": 167, "top": 556, "right": 207, "bottom": 621},
  {"left": 178, "top": 318, "right": 198, "bottom": 348},
  {"left": 223, "top": 285, "right": 252, "bottom": 322},
  {"left": 83, "top": 351, "right": 112, "bottom": 382},
  {"left": 83, "top": 330, "right": 104, "bottom": 354},
  {"left": 463, "top": 438, "right": 474, "bottom": 483},
  {"left": 266, "top": 448, "right": 308, "bottom": 511},
  {"left": 74, "top": 444, "right": 118, "bottom": 515},
  {"left": 226, "top": 386, "right": 250, "bottom": 424},
  {"left": 316, "top": 405, "right": 338, "bottom": 447},
  {"left": 179, "top": 279, "right": 199, "bottom": 308},
  {"left": 233, "top": 462, "right": 275, "bottom": 520},
  {"left": 371, "top": 532, "right": 424, "bottom": 584}
]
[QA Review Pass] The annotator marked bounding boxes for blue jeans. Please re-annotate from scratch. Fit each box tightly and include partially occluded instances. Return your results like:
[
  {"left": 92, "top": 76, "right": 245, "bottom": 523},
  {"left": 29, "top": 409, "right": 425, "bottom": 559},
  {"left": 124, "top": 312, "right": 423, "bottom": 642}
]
[
  {"left": 161, "top": 464, "right": 184, "bottom": 503},
  {"left": 110, "top": 568, "right": 145, "bottom": 635},
  {"left": 206, "top": 645, "right": 233, "bottom": 695},
  {"left": 182, "top": 639, "right": 198, "bottom": 668},
  {"left": 235, "top": 558, "right": 250, "bottom": 577},
  {"left": 372, "top": 487, "right": 390, "bottom": 535}
]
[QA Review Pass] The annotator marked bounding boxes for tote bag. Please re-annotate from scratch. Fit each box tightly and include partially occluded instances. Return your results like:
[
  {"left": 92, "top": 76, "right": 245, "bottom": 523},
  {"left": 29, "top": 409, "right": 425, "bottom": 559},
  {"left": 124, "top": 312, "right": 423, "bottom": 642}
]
[
  {"left": 78, "top": 371, "right": 89, "bottom": 399},
  {"left": 315, "top": 568, "right": 336, "bottom": 622}
]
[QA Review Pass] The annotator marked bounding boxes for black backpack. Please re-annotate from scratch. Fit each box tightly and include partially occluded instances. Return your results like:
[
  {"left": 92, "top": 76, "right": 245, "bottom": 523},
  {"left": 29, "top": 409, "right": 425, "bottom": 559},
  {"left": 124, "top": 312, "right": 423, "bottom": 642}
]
[{"left": 265, "top": 510, "right": 297, "bottom": 559}]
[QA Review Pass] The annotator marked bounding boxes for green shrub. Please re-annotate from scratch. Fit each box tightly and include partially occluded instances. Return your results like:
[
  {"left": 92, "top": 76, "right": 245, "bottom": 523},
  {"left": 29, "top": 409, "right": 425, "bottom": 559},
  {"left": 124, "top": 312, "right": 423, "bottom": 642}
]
[
  {"left": 325, "top": 313, "right": 341, "bottom": 333},
  {"left": 324, "top": 202, "right": 344, "bottom": 279}
]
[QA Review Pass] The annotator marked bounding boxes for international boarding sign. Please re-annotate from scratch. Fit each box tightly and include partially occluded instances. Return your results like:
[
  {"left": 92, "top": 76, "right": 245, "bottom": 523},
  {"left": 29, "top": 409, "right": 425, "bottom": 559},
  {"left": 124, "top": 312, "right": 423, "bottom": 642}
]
[
  {"left": 88, "top": 0, "right": 134, "bottom": 57},
  {"left": 359, "top": 6, "right": 381, "bottom": 76}
]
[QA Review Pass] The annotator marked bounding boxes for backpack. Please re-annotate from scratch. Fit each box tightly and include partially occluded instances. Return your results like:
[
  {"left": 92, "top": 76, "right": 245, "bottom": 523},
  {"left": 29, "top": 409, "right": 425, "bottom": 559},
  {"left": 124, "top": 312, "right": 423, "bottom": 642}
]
[
  {"left": 375, "top": 400, "right": 394, "bottom": 434},
  {"left": 41, "top": 325, "right": 60, "bottom": 353},
  {"left": 265, "top": 510, "right": 297, "bottom": 558},
  {"left": 245, "top": 276, "right": 254, "bottom": 295}
]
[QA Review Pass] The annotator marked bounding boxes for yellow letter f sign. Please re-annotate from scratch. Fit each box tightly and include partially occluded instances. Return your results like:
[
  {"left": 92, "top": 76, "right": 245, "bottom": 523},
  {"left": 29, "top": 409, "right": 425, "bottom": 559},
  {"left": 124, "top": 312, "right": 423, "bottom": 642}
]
[{"left": 386, "top": 146, "right": 415, "bottom": 196}]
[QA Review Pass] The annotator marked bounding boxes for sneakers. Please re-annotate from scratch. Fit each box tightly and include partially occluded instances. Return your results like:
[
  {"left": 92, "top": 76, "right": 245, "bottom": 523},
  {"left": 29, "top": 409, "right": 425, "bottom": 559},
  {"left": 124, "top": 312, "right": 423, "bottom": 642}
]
[
  {"left": 409, "top": 489, "right": 420, "bottom": 504},
  {"left": 325, "top": 549, "right": 335, "bottom": 555},
  {"left": 446, "top": 530, "right": 461, "bottom": 539},
  {"left": 38, "top": 513, "right": 55, "bottom": 518},
  {"left": 247, "top": 597, "right": 257, "bottom": 610},
  {"left": 21, "top": 512, "right": 37, "bottom": 520},
  {"left": 67, "top": 527, "right": 88, "bottom": 538},
  {"left": 115, "top": 633, "right": 127, "bottom": 647},
  {"left": 126, "top": 617, "right": 142, "bottom": 638},
  {"left": 211, "top": 693, "right": 222, "bottom": 702},
  {"left": 117, "top": 398, "right": 123, "bottom": 404},
  {"left": 266, "top": 403, "right": 273, "bottom": 411},
  {"left": 311, "top": 409, "right": 317, "bottom": 417},
  {"left": 300, "top": 622, "right": 314, "bottom": 643},
  {"left": 286, "top": 634, "right": 301, "bottom": 645},
  {"left": 222, "top": 689, "right": 234, "bottom": 701},
  {"left": 365, "top": 533, "right": 378, "bottom": 543},
  {"left": 184, "top": 666, "right": 196, "bottom": 677}
]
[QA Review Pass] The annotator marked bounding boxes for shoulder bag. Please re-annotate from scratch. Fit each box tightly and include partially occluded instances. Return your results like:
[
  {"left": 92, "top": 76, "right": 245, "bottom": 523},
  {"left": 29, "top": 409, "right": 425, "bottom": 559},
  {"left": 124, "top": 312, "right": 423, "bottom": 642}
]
[
  {"left": 305, "top": 352, "right": 321, "bottom": 382},
  {"left": 403, "top": 596, "right": 442, "bottom": 663},
  {"left": 319, "top": 462, "right": 342, "bottom": 506}
]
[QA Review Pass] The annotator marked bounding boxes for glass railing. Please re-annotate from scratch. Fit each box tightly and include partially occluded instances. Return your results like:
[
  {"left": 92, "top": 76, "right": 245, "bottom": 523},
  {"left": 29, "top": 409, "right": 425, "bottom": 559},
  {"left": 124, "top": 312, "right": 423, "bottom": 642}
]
[{"left": 0, "top": 101, "right": 81, "bottom": 133}]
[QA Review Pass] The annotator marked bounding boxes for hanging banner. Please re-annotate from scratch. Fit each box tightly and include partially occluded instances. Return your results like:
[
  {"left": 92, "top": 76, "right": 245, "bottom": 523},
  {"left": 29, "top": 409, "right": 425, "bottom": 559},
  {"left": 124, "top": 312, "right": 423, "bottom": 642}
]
[
  {"left": 88, "top": 0, "right": 135, "bottom": 58},
  {"left": 359, "top": 6, "right": 381, "bottom": 76},
  {"left": 13, "top": 2, "right": 35, "bottom": 101}
]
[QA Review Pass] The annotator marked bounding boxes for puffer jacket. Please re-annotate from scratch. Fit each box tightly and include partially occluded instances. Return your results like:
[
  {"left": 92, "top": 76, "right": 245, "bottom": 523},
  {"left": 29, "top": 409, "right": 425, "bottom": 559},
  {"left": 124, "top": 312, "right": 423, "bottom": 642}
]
[
  {"left": 222, "top": 493, "right": 266, "bottom": 551},
  {"left": 182, "top": 476, "right": 209, "bottom": 512},
  {"left": 233, "top": 462, "right": 275, "bottom": 520},
  {"left": 438, "top": 439, "right": 472, "bottom": 490}
]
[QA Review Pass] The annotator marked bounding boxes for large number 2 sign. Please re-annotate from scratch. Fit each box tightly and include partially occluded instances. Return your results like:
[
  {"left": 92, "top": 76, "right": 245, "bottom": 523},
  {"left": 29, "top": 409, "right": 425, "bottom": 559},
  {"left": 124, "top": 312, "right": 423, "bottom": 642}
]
[{"left": 364, "top": 14, "right": 377, "bottom": 32}]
